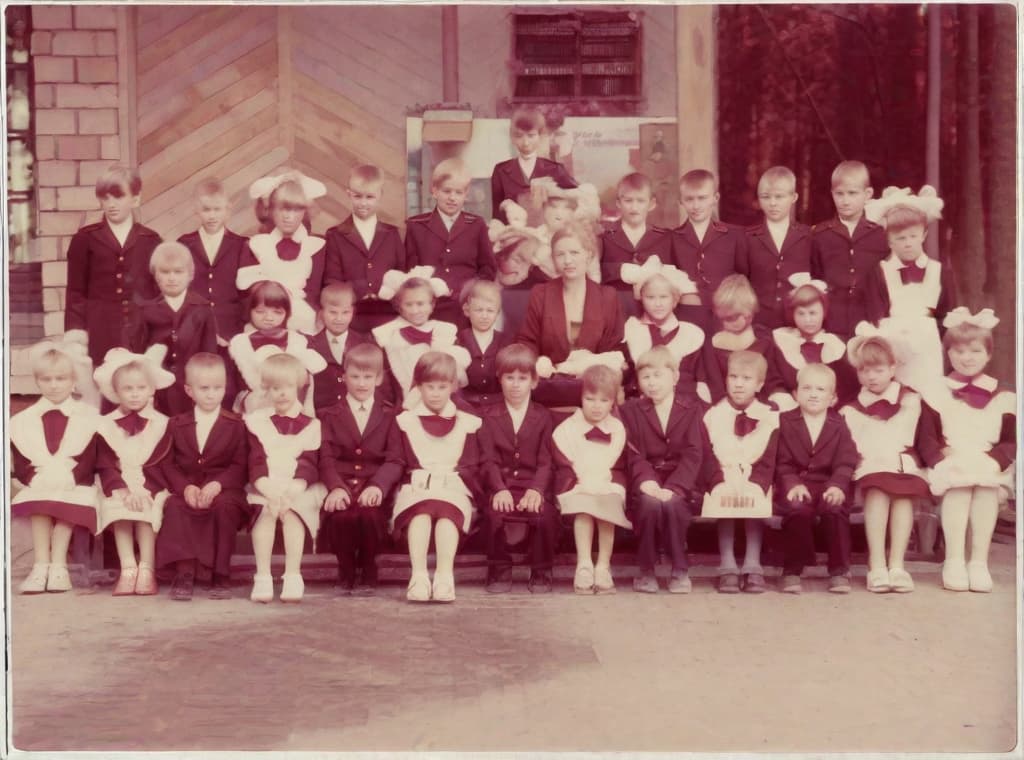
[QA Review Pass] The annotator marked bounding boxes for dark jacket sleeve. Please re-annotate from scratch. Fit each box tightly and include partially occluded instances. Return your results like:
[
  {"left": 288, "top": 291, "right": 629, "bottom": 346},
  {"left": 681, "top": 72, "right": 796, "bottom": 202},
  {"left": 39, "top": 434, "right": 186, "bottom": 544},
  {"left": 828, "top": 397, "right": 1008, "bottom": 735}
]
[
  {"left": 474, "top": 222, "right": 496, "bottom": 280},
  {"left": 64, "top": 231, "right": 90, "bottom": 331},
  {"left": 664, "top": 410, "right": 703, "bottom": 496},
  {"left": 95, "top": 436, "right": 127, "bottom": 496},
  {"left": 597, "top": 287, "right": 625, "bottom": 353},
  {"left": 623, "top": 408, "right": 658, "bottom": 491},
  {"left": 367, "top": 418, "right": 405, "bottom": 497},
  {"left": 491, "top": 167, "right": 504, "bottom": 222},
  {"left": 404, "top": 224, "right": 421, "bottom": 270},
  {"left": 456, "top": 430, "right": 485, "bottom": 506},
  {"left": 317, "top": 418, "right": 347, "bottom": 494},
  {"left": 915, "top": 399, "right": 946, "bottom": 468},
  {"left": 989, "top": 407, "right": 1017, "bottom": 471},
  {"left": 213, "top": 422, "right": 249, "bottom": 491},
  {"left": 863, "top": 264, "right": 890, "bottom": 324},
  {"left": 11, "top": 442, "right": 36, "bottom": 486},
  {"left": 323, "top": 231, "right": 345, "bottom": 288},
  {"left": 748, "top": 429, "right": 779, "bottom": 497},
  {"left": 550, "top": 438, "right": 577, "bottom": 496},
  {"left": 530, "top": 414, "right": 555, "bottom": 496},
  {"left": 515, "top": 286, "right": 545, "bottom": 355}
]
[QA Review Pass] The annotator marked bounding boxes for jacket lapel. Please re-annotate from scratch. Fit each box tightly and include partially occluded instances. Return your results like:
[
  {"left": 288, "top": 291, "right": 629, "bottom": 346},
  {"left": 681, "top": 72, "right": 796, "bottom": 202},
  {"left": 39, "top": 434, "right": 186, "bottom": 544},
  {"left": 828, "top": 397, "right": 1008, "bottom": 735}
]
[
  {"left": 427, "top": 209, "right": 450, "bottom": 241},
  {"left": 780, "top": 224, "right": 808, "bottom": 256},
  {"left": 573, "top": 279, "right": 605, "bottom": 350},
  {"left": 543, "top": 282, "right": 571, "bottom": 359}
]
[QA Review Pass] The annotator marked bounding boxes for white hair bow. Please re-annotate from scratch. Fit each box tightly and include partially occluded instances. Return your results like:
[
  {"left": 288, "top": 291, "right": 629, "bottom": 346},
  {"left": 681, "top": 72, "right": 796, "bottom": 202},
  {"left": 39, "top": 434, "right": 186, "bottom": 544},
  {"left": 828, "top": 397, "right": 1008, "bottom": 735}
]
[
  {"left": 864, "top": 185, "right": 944, "bottom": 227},
  {"left": 943, "top": 307, "right": 999, "bottom": 330},
  {"left": 846, "top": 321, "right": 897, "bottom": 366},
  {"left": 29, "top": 338, "right": 98, "bottom": 404},
  {"left": 93, "top": 345, "right": 176, "bottom": 403},
  {"left": 377, "top": 266, "right": 452, "bottom": 301},
  {"left": 620, "top": 255, "right": 697, "bottom": 300},
  {"left": 788, "top": 272, "right": 828, "bottom": 294},
  {"left": 248, "top": 170, "right": 327, "bottom": 202}
]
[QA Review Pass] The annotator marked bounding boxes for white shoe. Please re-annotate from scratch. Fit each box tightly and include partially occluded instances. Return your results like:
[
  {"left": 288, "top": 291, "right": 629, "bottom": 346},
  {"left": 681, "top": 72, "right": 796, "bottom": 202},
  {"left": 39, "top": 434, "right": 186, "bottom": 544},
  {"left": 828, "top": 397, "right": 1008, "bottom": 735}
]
[
  {"left": 406, "top": 573, "right": 431, "bottom": 602},
  {"left": 967, "top": 561, "right": 993, "bottom": 593},
  {"left": 431, "top": 571, "right": 456, "bottom": 603},
  {"left": 19, "top": 564, "right": 49, "bottom": 594},
  {"left": 594, "top": 566, "right": 616, "bottom": 594},
  {"left": 46, "top": 564, "right": 72, "bottom": 592},
  {"left": 280, "top": 573, "right": 304, "bottom": 602},
  {"left": 573, "top": 565, "right": 595, "bottom": 594},
  {"left": 250, "top": 574, "right": 274, "bottom": 603},
  {"left": 942, "top": 560, "right": 969, "bottom": 592},
  {"left": 866, "top": 568, "right": 891, "bottom": 593},
  {"left": 888, "top": 567, "right": 914, "bottom": 593}
]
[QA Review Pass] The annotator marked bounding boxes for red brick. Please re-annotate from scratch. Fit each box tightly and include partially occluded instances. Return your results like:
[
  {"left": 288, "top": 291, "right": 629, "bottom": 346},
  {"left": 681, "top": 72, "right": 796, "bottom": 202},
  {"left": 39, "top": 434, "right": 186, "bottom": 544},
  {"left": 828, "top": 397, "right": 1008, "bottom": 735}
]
[
  {"left": 51, "top": 30, "right": 96, "bottom": 56},
  {"left": 38, "top": 187, "right": 58, "bottom": 212},
  {"left": 37, "top": 160, "right": 77, "bottom": 186},
  {"left": 78, "top": 160, "right": 110, "bottom": 186},
  {"left": 57, "top": 186, "right": 102, "bottom": 212},
  {"left": 35, "top": 109, "right": 76, "bottom": 135},
  {"left": 44, "top": 311, "right": 66, "bottom": 337},
  {"left": 34, "top": 55, "right": 75, "bottom": 82},
  {"left": 95, "top": 31, "right": 117, "bottom": 56},
  {"left": 56, "top": 136, "right": 100, "bottom": 160},
  {"left": 77, "top": 108, "right": 117, "bottom": 134},
  {"left": 34, "top": 236, "right": 61, "bottom": 261},
  {"left": 42, "top": 287, "right": 65, "bottom": 312},
  {"left": 35, "top": 84, "right": 56, "bottom": 108},
  {"left": 55, "top": 83, "right": 117, "bottom": 108},
  {"left": 36, "top": 136, "right": 57, "bottom": 160},
  {"left": 100, "top": 135, "right": 121, "bottom": 160},
  {"left": 76, "top": 56, "right": 117, "bottom": 84},
  {"left": 33, "top": 6, "right": 73, "bottom": 30},
  {"left": 73, "top": 6, "right": 117, "bottom": 29},
  {"left": 31, "top": 31, "right": 53, "bottom": 55},
  {"left": 39, "top": 211, "right": 84, "bottom": 237}
]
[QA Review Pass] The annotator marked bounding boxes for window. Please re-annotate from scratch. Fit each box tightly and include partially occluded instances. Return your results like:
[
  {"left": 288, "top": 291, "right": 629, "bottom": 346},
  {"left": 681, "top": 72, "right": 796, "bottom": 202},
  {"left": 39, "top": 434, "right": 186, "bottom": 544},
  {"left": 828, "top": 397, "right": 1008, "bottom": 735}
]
[{"left": 6, "top": 5, "right": 35, "bottom": 264}]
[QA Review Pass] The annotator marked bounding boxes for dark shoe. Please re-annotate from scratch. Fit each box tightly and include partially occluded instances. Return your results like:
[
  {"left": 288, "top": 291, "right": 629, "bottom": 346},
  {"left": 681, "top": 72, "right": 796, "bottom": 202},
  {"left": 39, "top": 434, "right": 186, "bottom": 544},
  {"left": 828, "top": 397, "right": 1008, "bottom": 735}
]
[
  {"left": 169, "top": 572, "right": 195, "bottom": 602},
  {"left": 742, "top": 572, "right": 767, "bottom": 594},
  {"left": 336, "top": 578, "right": 355, "bottom": 597},
  {"left": 208, "top": 578, "right": 233, "bottom": 600},
  {"left": 486, "top": 568, "right": 513, "bottom": 594},
  {"left": 528, "top": 569, "right": 552, "bottom": 594},
  {"left": 718, "top": 572, "right": 740, "bottom": 594},
  {"left": 351, "top": 582, "right": 377, "bottom": 597}
]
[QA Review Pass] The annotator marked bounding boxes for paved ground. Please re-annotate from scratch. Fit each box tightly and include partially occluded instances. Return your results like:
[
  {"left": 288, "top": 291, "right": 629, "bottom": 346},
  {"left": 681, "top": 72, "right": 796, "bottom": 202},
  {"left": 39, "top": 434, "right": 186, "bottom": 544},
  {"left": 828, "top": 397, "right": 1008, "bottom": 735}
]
[{"left": 8, "top": 542, "right": 1019, "bottom": 754}]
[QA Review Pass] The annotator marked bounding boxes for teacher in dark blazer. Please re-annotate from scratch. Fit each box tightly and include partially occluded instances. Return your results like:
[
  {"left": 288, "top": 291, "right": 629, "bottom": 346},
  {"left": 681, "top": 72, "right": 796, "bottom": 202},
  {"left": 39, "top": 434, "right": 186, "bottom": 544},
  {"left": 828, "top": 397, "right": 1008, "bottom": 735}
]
[{"left": 516, "top": 222, "right": 625, "bottom": 409}]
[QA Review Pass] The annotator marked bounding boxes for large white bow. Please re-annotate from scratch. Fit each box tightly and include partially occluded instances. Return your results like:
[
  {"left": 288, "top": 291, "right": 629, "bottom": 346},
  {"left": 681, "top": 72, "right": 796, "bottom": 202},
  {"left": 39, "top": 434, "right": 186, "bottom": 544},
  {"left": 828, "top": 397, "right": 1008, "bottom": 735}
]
[
  {"left": 93, "top": 344, "right": 176, "bottom": 403},
  {"left": 377, "top": 266, "right": 451, "bottom": 301},
  {"left": 864, "top": 185, "right": 944, "bottom": 227},
  {"left": 248, "top": 170, "right": 326, "bottom": 202},
  {"left": 29, "top": 338, "right": 99, "bottom": 405},
  {"left": 788, "top": 272, "right": 828, "bottom": 294},
  {"left": 943, "top": 306, "right": 999, "bottom": 330},
  {"left": 620, "top": 255, "right": 697, "bottom": 299}
]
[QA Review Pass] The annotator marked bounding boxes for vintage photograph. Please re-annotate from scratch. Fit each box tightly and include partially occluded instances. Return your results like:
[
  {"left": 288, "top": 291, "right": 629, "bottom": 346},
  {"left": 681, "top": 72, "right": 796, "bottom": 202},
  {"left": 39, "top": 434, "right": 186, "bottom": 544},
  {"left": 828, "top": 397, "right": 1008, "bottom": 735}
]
[{"left": 4, "top": 2, "right": 1019, "bottom": 755}]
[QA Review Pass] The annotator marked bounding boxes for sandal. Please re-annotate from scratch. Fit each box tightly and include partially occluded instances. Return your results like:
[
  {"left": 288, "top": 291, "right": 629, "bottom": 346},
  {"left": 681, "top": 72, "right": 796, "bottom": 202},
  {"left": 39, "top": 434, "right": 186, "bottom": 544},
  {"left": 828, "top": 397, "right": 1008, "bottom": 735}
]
[
  {"left": 134, "top": 564, "right": 158, "bottom": 596},
  {"left": 113, "top": 567, "right": 138, "bottom": 596}
]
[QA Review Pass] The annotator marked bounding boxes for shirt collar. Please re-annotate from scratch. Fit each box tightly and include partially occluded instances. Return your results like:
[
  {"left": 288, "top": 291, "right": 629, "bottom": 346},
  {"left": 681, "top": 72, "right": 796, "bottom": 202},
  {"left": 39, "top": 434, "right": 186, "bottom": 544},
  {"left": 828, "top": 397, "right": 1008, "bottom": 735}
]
[
  {"left": 327, "top": 330, "right": 348, "bottom": 344},
  {"left": 40, "top": 397, "right": 75, "bottom": 414},
  {"left": 438, "top": 209, "right": 460, "bottom": 228},
  {"left": 641, "top": 314, "right": 679, "bottom": 332},
  {"left": 505, "top": 399, "right": 529, "bottom": 417},
  {"left": 346, "top": 393, "right": 373, "bottom": 412},
  {"left": 893, "top": 253, "right": 928, "bottom": 269},
  {"left": 164, "top": 292, "right": 187, "bottom": 311},
  {"left": 576, "top": 409, "right": 616, "bottom": 434},
  {"left": 107, "top": 217, "right": 133, "bottom": 238},
  {"left": 273, "top": 401, "right": 304, "bottom": 419},
  {"left": 352, "top": 214, "right": 377, "bottom": 232},
  {"left": 115, "top": 403, "right": 155, "bottom": 420},
  {"left": 199, "top": 226, "right": 224, "bottom": 244},
  {"left": 858, "top": 382, "right": 901, "bottom": 406},
  {"left": 947, "top": 373, "right": 997, "bottom": 392}
]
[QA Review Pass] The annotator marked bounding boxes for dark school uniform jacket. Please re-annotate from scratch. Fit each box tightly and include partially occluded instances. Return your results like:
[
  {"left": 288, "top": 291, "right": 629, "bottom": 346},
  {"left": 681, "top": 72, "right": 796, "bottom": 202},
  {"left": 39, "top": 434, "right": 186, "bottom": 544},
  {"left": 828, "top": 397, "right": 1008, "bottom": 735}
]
[
  {"left": 65, "top": 220, "right": 162, "bottom": 365},
  {"left": 620, "top": 395, "right": 704, "bottom": 499},
  {"left": 405, "top": 209, "right": 495, "bottom": 298},
  {"left": 599, "top": 223, "right": 673, "bottom": 289},
  {"left": 160, "top": 409, "right": 249, "bottom": 497},
  {"left": 457, "top": 328, "right": 511, "bottom": 409},
  {"left": 178, "top": 228, "right": 249, "bottom": 340},
  {"left": 490, "top": 156, "right": 578, "bottom": 224},
  {"left": 670, "top": 220, "right": 746, "bottom": 305},
  {"left": 741, "top": 221, "right": 813, "bottom": 329},
  {"left": 774, "top": 408, "right": 858, "bottom": 497},
  {"left": 318, "top": 399, "right": 403, "bottom": 500},
  {"left": 323, "top": 215, "right": 404, "bottom": 324},
  {"left": 809, "top": 217, "right": 888, "bottom": 337},
  {"left": 306, "top": 328, "right": 370, "bottom": 414},
  {"left": 478, "top": 401, "right": 554, "bottom": 500}
]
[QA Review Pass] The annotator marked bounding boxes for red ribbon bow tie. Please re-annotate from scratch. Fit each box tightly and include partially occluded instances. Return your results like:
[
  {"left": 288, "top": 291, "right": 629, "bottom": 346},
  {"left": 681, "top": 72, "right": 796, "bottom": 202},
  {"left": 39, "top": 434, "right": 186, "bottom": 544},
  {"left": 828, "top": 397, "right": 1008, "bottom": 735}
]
[
  {"left": 276, "top": 237, "right": 301, "bottom": 261},
  {"left": 115, "top": 410, "right": 148, "bottom": 436},
  {"left": 400, "top": 325, "right": 433, "bottom": 346},
  {"left": 270, "top": 414, "right": 304, "bottom": 435},
  {"left": 419, "top": 414, "right": 457, "bottom": 437},
  {"left": 864, "top": 399, "right": 900, "bottom": 420},
  {"left": 733, "top": 411, "right": 758, "bottom": 437},
  {"left": 41, "top": 409, "right": 69, "bottom": 454},
  {"left": 648, "top": 323, "right": 680, "bottom": 348},
  {"left": 250, "top": 332, "right": 289, "bottom": 350},
  {"left": 950, "top": 373, "right": 993, "bottom": 409},
  {"left": 584, "top": 426, "right": 613, "bottom": 444},
  {"left": 898, "top": 265, "right": 926, "bottom": 285},
  {"left": 799, "top": 341, "right": 823, "bottom": 364}
]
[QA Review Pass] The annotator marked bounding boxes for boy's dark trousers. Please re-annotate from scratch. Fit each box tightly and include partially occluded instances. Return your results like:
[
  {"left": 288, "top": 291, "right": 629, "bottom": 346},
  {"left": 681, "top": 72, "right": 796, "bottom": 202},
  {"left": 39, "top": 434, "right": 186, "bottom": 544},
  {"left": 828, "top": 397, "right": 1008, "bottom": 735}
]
[
  {"left": 633, "top": 492, "right": 693, "bottom": 573},
  {"left": 779, "top": 485, "right": 851, "bottom": 576},
  {"left": 156, "top": 494, "right": 248, "bottom": 581},
  {"left": 485, "top": 491, "right": 560, "bottom": 574},
  {"left": 322, "top": 507, "right": 386, "bottom": 585}
]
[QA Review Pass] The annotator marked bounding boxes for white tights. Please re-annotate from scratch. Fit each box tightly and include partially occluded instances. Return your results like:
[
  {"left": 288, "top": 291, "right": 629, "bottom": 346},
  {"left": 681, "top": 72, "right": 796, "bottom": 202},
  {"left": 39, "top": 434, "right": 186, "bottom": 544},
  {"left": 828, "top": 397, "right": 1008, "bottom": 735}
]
[
  {"left": 863, "top": 488, "right": 913, "bottom": 572},
  {"left": 573, "top": 514, "right": 615, "bottom": 571},
  {"left": 29, "top": 514, "right": 74, "bottom": 566},
  {"left": 407, "top": 514, "right": 460, "bottom": 578},
  {"left": 252, "top": 509, "right": 306, "bottom": 576},
  {"left": 941, "top": 486, "right": 999, "bottom": 569}
]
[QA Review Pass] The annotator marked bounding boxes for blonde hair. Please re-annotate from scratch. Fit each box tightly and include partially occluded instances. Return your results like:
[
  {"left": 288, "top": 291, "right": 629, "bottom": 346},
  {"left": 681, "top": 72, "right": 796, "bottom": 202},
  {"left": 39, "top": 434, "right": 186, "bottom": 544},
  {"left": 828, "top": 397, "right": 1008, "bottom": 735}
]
[
  {"left": 679, "top": 168, "right": 718, "bottom": 192},
  {"left": 111, "top": 360, "right": 153, "bottom": 391},
  {"left": 184, "top": 352, "right": 225, "bottom": 384},
  {"left": 635, "top": 345, "right": 678, "bottom": 374},
  {"left": 758, "top": 166, "right": 796, "bottom": 194},
  {"left": 728, "top": 350, "right": 767, "bottom": 382},
  {"left": 413, "top": 351, "right": 458, "bottom": 386},
  {"left": 883, "top": 206, "right": 928, "bottom": 234},
  {"left": 712, "top": 274, "right": 758, "bottom": 316},
  {"left": 150, "top": 240, "right": 195, "bottom": 277},
  {"left": 320, "top": 281, "right": 356, "bottom": 309},
  {"left": 942, "top": 323, "right": 994, "bottom": 354},
  {"left": 581, "top": 364, "right": 621, "bottom": 400},
  {"left": 848, "top": 336, "right": 895, "bottom": 369},
  {"left": 830, "top": 161, "right": 870, "bottom": 190},
  {"left": 31, "top": 348, "right": 74, "bottom": 378},
  {"left": 259, "top": 353, "right": 308, "bottom": 389},
  {"left": 641, "top": 272, "right": 683, "bottom": 302},
  {"left": 796, "top": 362, "right": 836, "bottom": 391},
  {"left": 343, "top": 343, "right": 384, "bottom": 375},
  {"left": 194, "top": 177, "right": 226, "bottom": 199},
  {"left": 550, "top": 220, "right": 597, "bottom": 261},
  {"left": 350, "top": 164, "right": 383, "bottom": 189},
  {"left": 459, "top": 278, "right": 502, "bottom": 307},
  {"left": 95, "top": 164, "right": 141, "bottom": 197},
  {"left": 431, "top": 158, "right": 471, "bottom": 189},
  {"left": 393, "top": 277, "right": 436, "bottom": 311}
]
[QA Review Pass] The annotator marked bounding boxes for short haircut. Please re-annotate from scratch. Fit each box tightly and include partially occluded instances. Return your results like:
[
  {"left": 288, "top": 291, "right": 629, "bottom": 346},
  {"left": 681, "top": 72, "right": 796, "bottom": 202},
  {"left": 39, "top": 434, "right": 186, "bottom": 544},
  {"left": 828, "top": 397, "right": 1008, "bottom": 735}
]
[
  {"left": 149, "top": 240, "right": 195, "bottom": 276},
  {"left": 259, "top": 352, "right": 308, "bottom": 388},
  {"left": 350, "top": 164, "right": 383, "bottom": 188},
  {"left": 412, "top": 350, "right": 457, "bottom": 386},
  {"left": 495, "top": 342, "right": 538, "bottom": 378},
  {"left": 635, "top": 345, "right": 679, "bottom": 374},
  {"left": 459, "top": 278, "right": 502, "bottom": 307},
  {"left": 712, "top": 274, "right": 758, "bottom": 316},
  {"left": 550, "top": 220, "right": 597, "bottom": 259},
  {"left": 679, "top": 168, "right": 718, "bottom": 191},
  {"left": 184, "top": 352, "right": 226, "bottom": 383},
  {"left": 942, "top": 322, "right": 995, "bottom": 354},
  {"left": 246, "top": 280, "right": 292, "bottom": 320},
  {"left": 728, "top": 350, "right": 767, "bottom": 382},
  {"left": 796, "top": 362, "right": 836, "bottom": 391},
  {"left": 830, "top": 160, "right": 870, "bottom": 190},
  {"left": 617, "top": 172, "right": 653, "bottom": 196},
  {"left": 884, "top": 205, "right": 928, "bottom": 233},
  {"left": 320, "top": 281, "right": 356, "bottom": 309},
  {"left": 431, "top": 157, "right": 471, "bottom": 189},
  {"left": 95, "top": 164, "right": 142, "bottom": 198},
  {"left": 786, "top": 283, "right": 828, "bottom": 319},
  {"left": 393, "top": 277, "right": 436, "bottom": 310},
  {"left": 849, "top": 336, "right": 895, "bottom": 369},
  {"left": 31, "top": 347, "right": 73, "bottom": 377},
  {"left": 758, "top": 166, "right": 796, "bottom": 193},
  {"left": 112, "top": 360, "right": 152, "bottom": 391},
  {"left": 194, "top": 177, "right": 226, "bottom": 199},
  {"left": 511, "top": 106, "right": 546, "bottom": 133},
  {"left": 581, "top": 364, "right": 621, "bottom": 400},
  {"left": 641, "top": 271, "right": 684, "bottom": 301},
  {"left": 343, "top": 342, "right": 384, "bottom": 374}
]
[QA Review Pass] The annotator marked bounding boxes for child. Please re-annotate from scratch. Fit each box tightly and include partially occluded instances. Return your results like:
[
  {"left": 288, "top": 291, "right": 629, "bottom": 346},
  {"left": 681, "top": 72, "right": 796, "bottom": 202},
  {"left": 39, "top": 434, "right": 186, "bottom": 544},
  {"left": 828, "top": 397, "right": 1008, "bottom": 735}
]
[
  {"left": 920, "top": 309, "right": 1016, "bottom": 592},
  {"left": 840, "top": 331, "right": 938, "bottom": 593},
  {"left": 809, "top": 161, "right": 888, "bottom": 337},
  {"left": 701, "top": 350, "right": 779, "bottom": 594},
  {"left": 774, "top": 363, "right": 858, "bottom": 594},
  {"left": 386, "top": 351, "right": 485, "bottom": 602},
  {"left": 227, "top": 280, "right": 327, "bottom": 414},
  {"left": 371, "top": 272, "right": 470, "bottom": 404},
  {"left": 743, "top": 166, "right": 813, "bottom": 330},
  {"left": 863, "top": 185, "right": 953, "bottom": 392},
  {"left": 600, "top": 173, "right": 672, "bottom": 301},
  {"left": 318, "top": 343, "right": 402, "bottom": 596},
  {"left": 670, "top": 169, "right": 746, "bottom": 327},
  {"left": 620, "top": 256, "right": 704, "bottom": 399},
  {"left": 178, "top": 177, "right": 250, "bottom": 344},
  {"left": 11, "top": 341, "right": 102, "bottom": 593},
  {"left": 323, "top": 164, "right": 405, "bottom": 333},
  {"left": 702, "top": 274, "right": 778, "bottom": 403},
  {"left": 491, "top": 106, "right": 577, "bottom": 224},
  {"left": 768, "top": 274, "right": 855, "bottom": 409},
  {"left": 406, "top": 158, "right": 495, "bottom": 325},
  {"left": 134, "top": 241, "right": 218, "bottom": 415},
  {"left": 93, "top": 346, "right": 175, "bottom": 596},
  {"left": 64, "top": 164, "right": 162, "bottom": 369},
  {"left": 479, "top": 343, "right": 560, "bottom": 594},
  {"left": 236, "top": 171, "right": 328, "bottom": 335},
  {"left": 307, "top": 282, "right": 369, "bottom": 415},
  {"left": 551, "top": 365, "right": 630, "bottom": 594},
  {"left": 620, "top": 347, "right": 704, "bottom": 593},
  {"left": 157, "top": 353, "right": 250, "bottom": 601},
  {"left": 456, "top": 279, "right": 510, "bottom": 410},
  {"left": 245, "top": 353, "right": 328, "bottom": 603}
]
